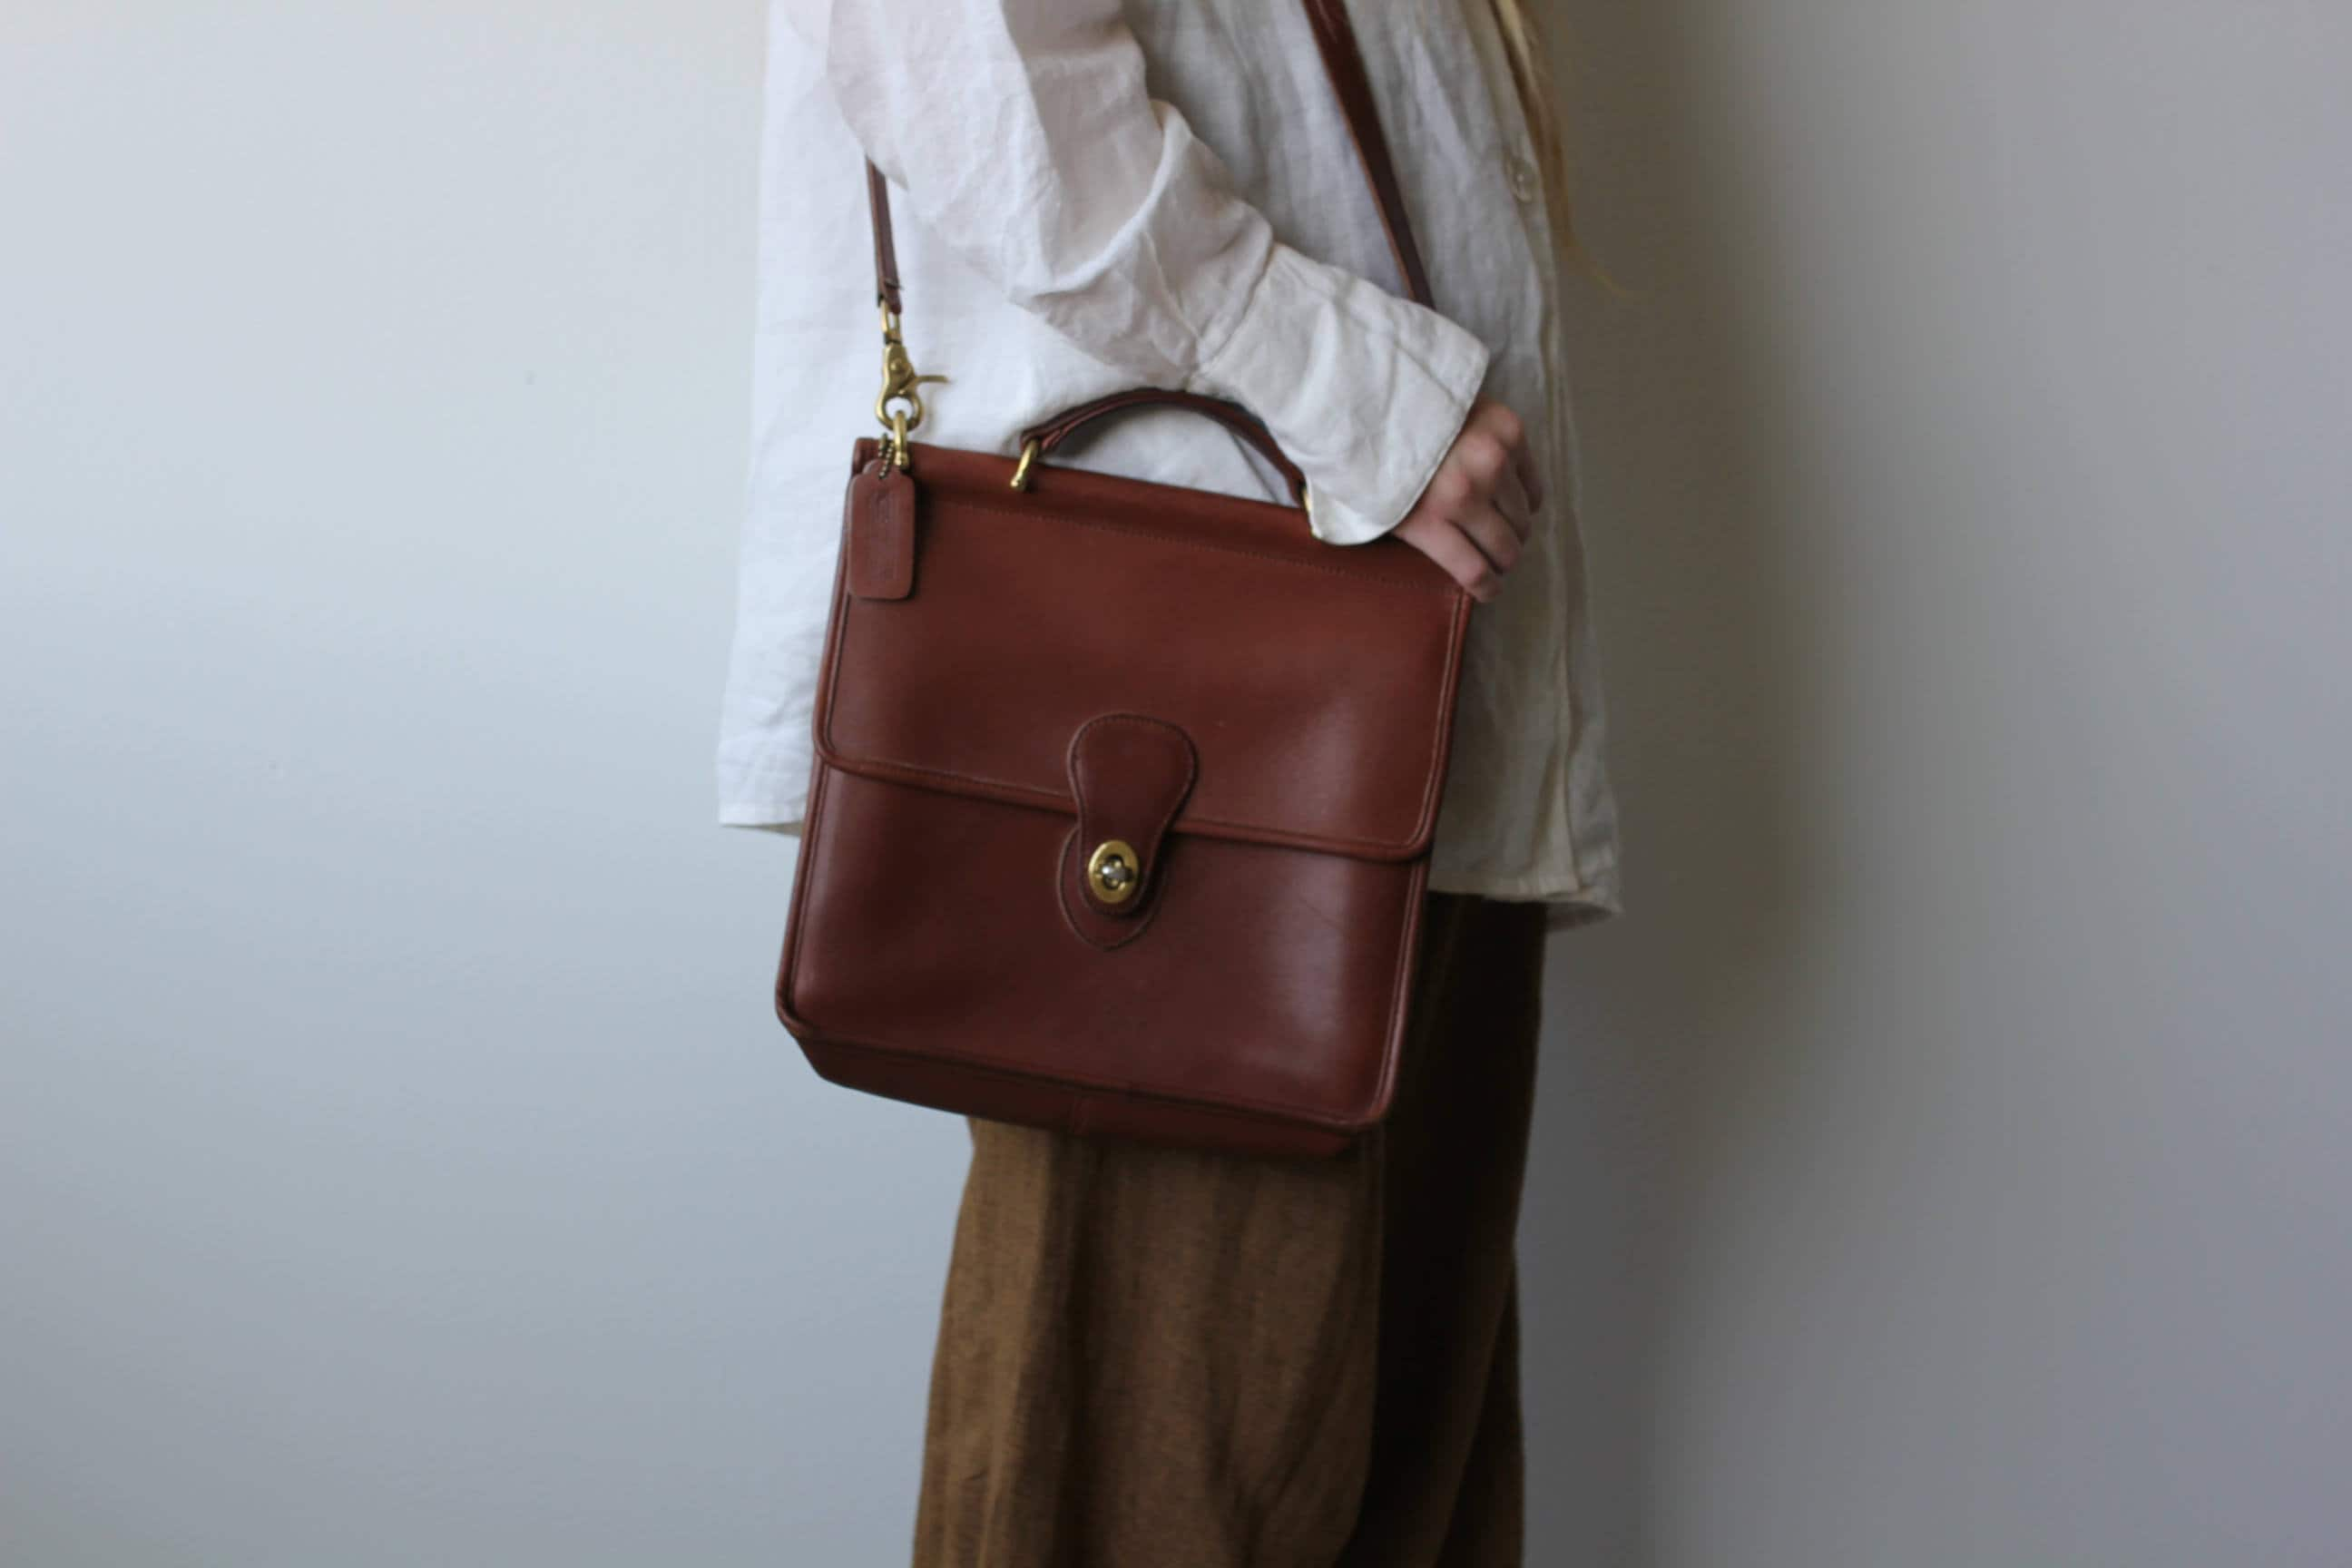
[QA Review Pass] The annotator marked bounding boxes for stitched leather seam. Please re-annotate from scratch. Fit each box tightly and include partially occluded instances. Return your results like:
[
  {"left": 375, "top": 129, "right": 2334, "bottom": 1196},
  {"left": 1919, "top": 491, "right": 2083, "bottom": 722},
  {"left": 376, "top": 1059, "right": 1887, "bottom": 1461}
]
[
  {"left": 860, "top": 436, "right": 1439, "bottom": 588},
  {"left": 815, "top": 750, "right": 1421, "bottom": 861},
  {"left": 931, "top": 491, "right": 1445, "bottom": 588},
  {"left": 771, "top": 756, "right": 836, "bottom": 1026},
  {"left": 795, "top": 1019, "right": 1384, "bottom": 1132},
  {"left": 780, "top": 987, "right": 1392, "bottom": 1132},
  {"left": 1366, "top": 858, "right": 1430, "bottom": 1128},
  {"left": 809, "top": 1033, "right": 1364, "bottom": 1142},
  {"left": 819, "top": 586, "right": 1468, "bottom": 859}
]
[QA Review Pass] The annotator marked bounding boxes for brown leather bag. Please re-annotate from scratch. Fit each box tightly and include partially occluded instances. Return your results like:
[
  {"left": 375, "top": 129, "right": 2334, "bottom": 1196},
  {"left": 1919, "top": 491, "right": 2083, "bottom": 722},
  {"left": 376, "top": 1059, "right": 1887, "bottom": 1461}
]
[{"left": 775, "top": 1, "right": 1474, "bottom": 1159}]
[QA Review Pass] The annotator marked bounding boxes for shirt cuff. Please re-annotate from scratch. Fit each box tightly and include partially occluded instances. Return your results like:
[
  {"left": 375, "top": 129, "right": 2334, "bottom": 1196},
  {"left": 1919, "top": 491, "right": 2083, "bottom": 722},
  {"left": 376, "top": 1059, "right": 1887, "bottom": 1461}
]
[{"left": 1192, "top": 243, "right": 1492, "bottom": 545}]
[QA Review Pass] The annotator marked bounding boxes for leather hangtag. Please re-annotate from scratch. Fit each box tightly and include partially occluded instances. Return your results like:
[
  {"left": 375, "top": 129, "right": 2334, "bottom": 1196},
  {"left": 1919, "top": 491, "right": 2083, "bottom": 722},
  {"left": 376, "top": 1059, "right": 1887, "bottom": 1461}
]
[{"left": 847, "top": 463, "right": 916, "bottom": 601}]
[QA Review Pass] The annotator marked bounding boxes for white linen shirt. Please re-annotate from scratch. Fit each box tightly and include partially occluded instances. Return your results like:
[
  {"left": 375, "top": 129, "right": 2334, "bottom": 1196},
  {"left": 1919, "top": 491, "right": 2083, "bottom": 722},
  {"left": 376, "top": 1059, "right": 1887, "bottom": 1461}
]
[{"left": 721, "top": 0, "right": 1622, "bottom": 925}]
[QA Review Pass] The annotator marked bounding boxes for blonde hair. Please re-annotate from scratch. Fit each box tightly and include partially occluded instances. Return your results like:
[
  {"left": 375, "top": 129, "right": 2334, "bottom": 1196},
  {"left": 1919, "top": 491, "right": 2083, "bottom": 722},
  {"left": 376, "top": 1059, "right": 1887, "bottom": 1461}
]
[{"left": 1485, "top": 0, "right": 1580, "bottom": 263}]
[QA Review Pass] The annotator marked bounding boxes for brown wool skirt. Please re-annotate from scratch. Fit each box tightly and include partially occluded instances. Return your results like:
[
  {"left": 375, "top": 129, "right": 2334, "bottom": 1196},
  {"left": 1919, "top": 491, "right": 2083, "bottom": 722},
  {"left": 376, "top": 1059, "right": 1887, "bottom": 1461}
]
[{"left": 911, "top": 891, "right": 1548, "bottom": 1568}]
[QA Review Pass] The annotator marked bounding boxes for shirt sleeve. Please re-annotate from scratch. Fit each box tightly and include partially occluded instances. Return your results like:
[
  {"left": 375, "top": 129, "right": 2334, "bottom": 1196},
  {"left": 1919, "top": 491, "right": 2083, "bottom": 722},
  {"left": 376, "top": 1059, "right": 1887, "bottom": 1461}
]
[{"left": 817, "top": 0, "right": 1491, "bottom": 544}]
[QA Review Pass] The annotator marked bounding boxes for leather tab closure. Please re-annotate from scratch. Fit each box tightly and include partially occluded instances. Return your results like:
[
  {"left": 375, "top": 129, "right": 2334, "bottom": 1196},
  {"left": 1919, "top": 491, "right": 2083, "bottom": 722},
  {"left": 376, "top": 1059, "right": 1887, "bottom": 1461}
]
[
  {"left": 1060, "top": 714, "right": 1198, "bottom": 949},
  {"left": 847, "top": 463, "right": 916, "bottom": 601}
]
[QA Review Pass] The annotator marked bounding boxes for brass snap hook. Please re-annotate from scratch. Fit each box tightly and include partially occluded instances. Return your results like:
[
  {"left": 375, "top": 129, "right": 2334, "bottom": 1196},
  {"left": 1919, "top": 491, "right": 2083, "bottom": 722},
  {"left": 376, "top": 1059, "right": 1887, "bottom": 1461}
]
[
  {"left": 875, "top": 309, "right": 946, "bottom": 424},
  {"left": 874, "top": 304, "right": 946, "bottom": 471}
]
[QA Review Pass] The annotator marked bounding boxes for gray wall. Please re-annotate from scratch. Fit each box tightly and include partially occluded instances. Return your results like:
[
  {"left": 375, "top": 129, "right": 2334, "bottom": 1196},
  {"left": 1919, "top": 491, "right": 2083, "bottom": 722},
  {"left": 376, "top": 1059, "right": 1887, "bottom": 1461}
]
[
  {"left": 4, "top": 2, "right": 2347, "bottom": 1564},
  {"left": 1525, "top": 1, "right": 2352, "bottom": 1562}
]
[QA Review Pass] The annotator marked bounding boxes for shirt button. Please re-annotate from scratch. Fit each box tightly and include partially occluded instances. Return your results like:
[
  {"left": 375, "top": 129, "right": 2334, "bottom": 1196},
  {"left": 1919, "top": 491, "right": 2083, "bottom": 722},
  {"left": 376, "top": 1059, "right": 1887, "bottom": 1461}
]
[{"left": 1507, "top": 151, "right": 1540, "bottom": 204}]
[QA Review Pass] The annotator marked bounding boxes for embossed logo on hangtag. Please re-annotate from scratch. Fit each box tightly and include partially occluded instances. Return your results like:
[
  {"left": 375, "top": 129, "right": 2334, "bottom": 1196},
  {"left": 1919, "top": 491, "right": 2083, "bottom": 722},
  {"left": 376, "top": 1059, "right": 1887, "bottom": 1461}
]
[{"left": 847, "top": 464, "right": 916, "bottom": 601}]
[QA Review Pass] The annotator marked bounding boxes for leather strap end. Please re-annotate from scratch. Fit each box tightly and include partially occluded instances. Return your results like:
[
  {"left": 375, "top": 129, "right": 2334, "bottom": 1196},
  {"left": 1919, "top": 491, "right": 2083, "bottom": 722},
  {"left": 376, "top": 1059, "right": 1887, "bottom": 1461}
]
[{"left": 866, "top": 162, "right": 905, "bottom": 317}]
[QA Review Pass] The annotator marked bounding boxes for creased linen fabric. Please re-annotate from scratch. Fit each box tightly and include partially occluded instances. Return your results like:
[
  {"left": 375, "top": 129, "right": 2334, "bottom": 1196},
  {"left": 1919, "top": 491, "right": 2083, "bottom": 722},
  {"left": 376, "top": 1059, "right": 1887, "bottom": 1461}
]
[{"left": 722, "top": 0, "right": 1622, "bottom": 923}]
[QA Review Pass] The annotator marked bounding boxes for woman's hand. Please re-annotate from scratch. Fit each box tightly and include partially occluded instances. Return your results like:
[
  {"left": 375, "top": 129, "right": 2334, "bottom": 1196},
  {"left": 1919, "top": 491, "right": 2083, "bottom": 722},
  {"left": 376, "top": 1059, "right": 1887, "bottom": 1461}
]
[{"left": 1389, "top": 397, "right": 1544, "bottom": 602}]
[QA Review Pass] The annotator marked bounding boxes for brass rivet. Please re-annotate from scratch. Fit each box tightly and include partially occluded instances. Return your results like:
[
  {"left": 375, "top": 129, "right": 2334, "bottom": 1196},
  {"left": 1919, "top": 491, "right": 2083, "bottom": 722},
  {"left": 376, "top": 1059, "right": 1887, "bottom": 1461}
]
[{"left": 1085, "top": 839, "right": 1141, "bottom": 906}]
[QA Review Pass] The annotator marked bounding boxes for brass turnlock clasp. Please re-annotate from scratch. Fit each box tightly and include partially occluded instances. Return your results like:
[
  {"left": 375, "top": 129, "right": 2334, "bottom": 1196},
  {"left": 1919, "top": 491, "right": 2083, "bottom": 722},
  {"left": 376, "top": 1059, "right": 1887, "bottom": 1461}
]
[{"left": 1085, "top": 839, "right": 1141, "bottom": 906}]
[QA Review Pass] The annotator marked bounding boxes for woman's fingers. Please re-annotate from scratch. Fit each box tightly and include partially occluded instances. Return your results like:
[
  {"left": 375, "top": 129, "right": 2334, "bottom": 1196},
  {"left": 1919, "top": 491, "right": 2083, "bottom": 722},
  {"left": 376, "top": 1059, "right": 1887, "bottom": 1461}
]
[
  {"left": 1447, "top": 428, "right": 1512, "bottom": 513},
  {"left": 1467, "top": 397, "right": 1544, "bottom": 514},
  {"left": 1383, "top": 397, "right": 1544, "bottom": 599},
  {"left": 1495, "top": 466, "right": 1536, "bottom": 540},
  {"left": 1456, "top": 502, "right": 1524, "bottom": 576},
  {"left": 1394, "top": 513, "right": 1504, "bottom": 602},
  {"left": 1509, "top": 428, "right": 1544, "bottom": 514}
]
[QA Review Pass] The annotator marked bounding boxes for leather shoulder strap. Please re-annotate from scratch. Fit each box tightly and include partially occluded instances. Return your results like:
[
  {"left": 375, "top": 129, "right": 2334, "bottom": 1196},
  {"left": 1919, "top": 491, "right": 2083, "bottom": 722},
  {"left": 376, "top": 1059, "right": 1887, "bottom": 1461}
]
[
  {"left": 1297, "top": 0, "right": 1433, "bottom": 307},
  {"left": 865, "top": 0, "right": 1431, "bottom": 314},
  {"left": 867, "top": 162, "right": 904, "bottom": 318}
]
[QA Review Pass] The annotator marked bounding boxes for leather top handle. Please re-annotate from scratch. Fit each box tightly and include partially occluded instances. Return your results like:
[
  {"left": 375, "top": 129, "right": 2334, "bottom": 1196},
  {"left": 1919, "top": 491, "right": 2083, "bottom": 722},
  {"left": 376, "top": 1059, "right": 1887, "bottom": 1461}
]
[
  {"left": 1014, "top": 389, "right": 1312, "bottom": 507},
  {"left": 863, "top": 0, "right": 1432, "bottom": 314}
]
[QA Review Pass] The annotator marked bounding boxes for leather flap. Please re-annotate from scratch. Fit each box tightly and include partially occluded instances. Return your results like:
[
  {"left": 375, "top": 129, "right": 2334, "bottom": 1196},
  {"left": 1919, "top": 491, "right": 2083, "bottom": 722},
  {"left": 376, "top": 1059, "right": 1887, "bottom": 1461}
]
[
  {"left": 1059, "top": 714, "right": 1197, "bottom": 947},
  {"left": 814, "top": 441, "right": 1472, "bottom": 861}
]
